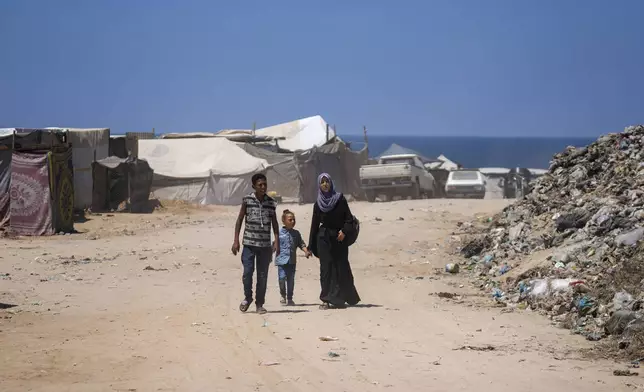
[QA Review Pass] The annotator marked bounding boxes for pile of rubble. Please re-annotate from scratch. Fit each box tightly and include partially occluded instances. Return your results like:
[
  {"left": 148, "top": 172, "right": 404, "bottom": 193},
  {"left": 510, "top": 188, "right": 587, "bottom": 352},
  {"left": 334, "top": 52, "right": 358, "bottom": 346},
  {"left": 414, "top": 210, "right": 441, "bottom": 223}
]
[{"left": 460, "top": 125, "right": 644, "bottom": 353}]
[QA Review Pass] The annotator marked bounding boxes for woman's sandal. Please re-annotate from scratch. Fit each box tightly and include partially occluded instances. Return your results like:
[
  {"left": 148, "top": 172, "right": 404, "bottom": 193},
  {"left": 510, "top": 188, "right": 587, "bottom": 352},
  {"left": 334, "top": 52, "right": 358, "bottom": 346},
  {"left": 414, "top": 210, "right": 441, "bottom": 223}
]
[{"left": 319, "top": 303, "right": 330, "bottom": 310}]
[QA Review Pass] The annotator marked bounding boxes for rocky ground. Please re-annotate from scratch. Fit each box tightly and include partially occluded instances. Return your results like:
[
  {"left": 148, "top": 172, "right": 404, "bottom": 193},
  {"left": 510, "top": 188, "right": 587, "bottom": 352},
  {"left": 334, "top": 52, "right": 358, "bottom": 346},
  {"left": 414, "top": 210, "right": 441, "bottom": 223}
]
[
  {"left": 460, "top": 125, "right": 644, "bottom": 361},
  {"left": 1, "top": 199, "right": 641, "bottom": 391}
]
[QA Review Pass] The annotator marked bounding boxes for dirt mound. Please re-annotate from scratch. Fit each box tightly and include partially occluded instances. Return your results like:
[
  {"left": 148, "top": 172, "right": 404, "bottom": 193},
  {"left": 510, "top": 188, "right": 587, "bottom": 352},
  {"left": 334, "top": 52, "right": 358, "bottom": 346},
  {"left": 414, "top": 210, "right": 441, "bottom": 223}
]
[{"left": 459, "top": 125, "right": 644, "bottom": 358}]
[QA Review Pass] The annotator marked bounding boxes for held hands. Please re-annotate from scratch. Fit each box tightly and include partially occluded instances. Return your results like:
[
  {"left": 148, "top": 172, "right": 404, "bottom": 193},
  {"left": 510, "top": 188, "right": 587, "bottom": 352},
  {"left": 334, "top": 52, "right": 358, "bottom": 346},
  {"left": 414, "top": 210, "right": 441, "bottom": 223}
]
[
  {"left": 272, "top": 240, "right": 280, "bottom": 256},
  {"left": 337, "top": 230, "right": 345, "bottom": 242},
  {"left": 303, "top": 247, "right": 312, "bottom": 259}
]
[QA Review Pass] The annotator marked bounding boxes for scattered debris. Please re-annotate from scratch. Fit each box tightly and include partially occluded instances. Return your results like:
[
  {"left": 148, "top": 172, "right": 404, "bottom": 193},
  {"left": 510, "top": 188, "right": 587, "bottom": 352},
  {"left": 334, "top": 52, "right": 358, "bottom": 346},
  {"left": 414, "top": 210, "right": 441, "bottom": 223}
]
[
  {"left": 260, "top": 361, "right": 281, "bottom": 367},
  {"left": 319, "top": 336, "right": 339, "bottom": 341},
  {"left": 445, "top": 263, "right": 460, "bottom": 274},
  {"left": 437, "top": 292, "right": 457, "bottom": 299},
  {"left": 455, "top": 345, "right": 496, "bottom": 352},
  {"left": 143, "top": 266, "right": 168, "bottom": 272},
  {"left": 614, "top": 369, "right": 639, "bottom": 377},
  {"left": 328, "top": 351, "right": 340, "bottom": 358}
]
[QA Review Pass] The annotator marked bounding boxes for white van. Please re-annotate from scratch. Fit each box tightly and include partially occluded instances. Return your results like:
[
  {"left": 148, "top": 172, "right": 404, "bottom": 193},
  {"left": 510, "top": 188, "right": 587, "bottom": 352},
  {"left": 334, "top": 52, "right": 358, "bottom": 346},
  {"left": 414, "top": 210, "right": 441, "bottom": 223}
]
[{"left": 445, "top": 170, "right": 486, "bottom": 199}]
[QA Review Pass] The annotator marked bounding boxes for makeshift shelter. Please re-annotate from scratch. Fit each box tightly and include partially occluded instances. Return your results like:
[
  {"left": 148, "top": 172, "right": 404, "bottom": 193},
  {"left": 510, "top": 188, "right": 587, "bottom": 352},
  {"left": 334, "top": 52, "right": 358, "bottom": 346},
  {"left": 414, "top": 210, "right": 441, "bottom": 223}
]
[
  {"left": 139, "top": 138, "right": 269, "bottom": 205},
  {"left": 4, "top": 147, "right": 74, "bottom": 236},
  {"left": 253, "top": 115, "right": 336, "bottom": 152},
  {"left": 0, "top": 129, "right": 70, "bottom": 233},
  {"left": 61, "top": 128, "right": 110, "bottom": 210},
  {"left": 239, "top": 141, "right": 368, "bottom": 203},
  {"left": 92, "top": 156, "right": 154, "bottom": 212},
  {"left": 109, "top": 135, "right": 138, "bottom": 159}
]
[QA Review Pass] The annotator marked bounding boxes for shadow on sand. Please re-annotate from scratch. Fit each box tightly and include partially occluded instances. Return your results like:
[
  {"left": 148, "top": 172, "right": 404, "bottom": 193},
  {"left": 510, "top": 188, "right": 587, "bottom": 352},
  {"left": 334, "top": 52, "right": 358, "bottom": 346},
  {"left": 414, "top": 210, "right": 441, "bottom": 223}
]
[
  {"left": 350, "top": 304, "right": 383, "bottom": 309},
  {"left": 266, "top": 309, "right": 309, "bottom": 314}
]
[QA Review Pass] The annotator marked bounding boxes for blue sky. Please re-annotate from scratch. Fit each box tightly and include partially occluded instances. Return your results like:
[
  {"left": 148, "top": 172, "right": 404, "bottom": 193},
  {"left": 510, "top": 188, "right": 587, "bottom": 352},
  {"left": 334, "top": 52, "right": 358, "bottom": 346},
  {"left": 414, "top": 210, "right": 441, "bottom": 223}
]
[{"left": 1, "top": 0, "right": 643, "bottom": 136}]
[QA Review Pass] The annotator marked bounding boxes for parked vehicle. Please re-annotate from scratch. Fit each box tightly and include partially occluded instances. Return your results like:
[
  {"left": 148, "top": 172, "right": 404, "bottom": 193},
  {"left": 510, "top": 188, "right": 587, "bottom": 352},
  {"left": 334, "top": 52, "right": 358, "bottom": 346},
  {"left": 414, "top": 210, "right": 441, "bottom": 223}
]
[
  {"left": 445, "top": 170, "right": 487, "bottom": 199},
  {"left": 360, "top": 154, "right": 436, "bottom": 202}
]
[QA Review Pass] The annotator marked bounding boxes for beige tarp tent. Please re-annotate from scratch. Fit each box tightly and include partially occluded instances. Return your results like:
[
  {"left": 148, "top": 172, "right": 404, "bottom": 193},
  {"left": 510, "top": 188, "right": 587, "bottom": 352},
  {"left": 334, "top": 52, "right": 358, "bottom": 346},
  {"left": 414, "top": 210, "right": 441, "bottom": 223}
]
[
  {"left": 138, "top": 138, "right": 269, "bottom": 205},
  {"left": 238, "top": 141, "right": 368, "bottom": 203}
]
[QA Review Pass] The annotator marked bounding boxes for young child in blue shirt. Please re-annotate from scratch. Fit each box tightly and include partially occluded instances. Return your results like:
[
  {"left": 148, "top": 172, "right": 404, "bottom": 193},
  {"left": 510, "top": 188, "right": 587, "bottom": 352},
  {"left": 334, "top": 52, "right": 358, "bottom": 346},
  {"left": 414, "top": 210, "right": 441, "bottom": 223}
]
[{"left": 275, "top": 209, "right": 311, "bottom": 306}]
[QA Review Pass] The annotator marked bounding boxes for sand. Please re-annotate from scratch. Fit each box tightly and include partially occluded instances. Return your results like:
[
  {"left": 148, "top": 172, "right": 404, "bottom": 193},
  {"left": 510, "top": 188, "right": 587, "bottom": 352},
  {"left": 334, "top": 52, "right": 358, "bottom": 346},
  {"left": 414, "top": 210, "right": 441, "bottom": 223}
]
[{"left": 0, "top": 199, "right": 638, "bottom": 391}]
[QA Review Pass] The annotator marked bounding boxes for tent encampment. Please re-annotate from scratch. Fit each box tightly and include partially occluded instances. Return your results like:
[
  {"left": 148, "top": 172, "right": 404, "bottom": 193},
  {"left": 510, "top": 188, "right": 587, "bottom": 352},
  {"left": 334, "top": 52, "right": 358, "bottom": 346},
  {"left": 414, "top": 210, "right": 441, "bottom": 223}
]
[
  {"left": 139, "top": 137, "right": 269, "bottom": 205},
  {"left": 92, "top": 156, "right": 153, "bottom": 213}
]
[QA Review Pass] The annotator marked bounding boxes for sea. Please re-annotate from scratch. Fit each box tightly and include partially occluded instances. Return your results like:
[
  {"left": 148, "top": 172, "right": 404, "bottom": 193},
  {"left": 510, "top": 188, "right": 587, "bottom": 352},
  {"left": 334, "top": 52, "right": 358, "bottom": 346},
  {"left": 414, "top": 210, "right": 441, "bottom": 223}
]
[{"left": 340, "top": 135, "right": 597, "bottom": 169}]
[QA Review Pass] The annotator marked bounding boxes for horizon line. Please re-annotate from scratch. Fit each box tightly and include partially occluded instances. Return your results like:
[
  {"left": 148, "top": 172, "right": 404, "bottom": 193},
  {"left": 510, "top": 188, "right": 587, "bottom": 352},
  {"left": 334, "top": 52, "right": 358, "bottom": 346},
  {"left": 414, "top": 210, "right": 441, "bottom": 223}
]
[{"left": 340, "top": 133, "right": 598, "bottom": 139}]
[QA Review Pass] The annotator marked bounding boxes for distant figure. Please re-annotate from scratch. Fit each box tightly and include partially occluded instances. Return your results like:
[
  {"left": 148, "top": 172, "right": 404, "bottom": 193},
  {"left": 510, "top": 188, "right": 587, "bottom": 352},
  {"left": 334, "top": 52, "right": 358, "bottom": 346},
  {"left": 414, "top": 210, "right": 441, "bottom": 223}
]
[
  {"left": 504, "top": 168, "right": 532, "bottom": 198},
  {"left": 275, "top": 209, "right": 311, "bottom": 306},
  {"left": 309, "top": 173, "right": 361, "bottom": 309},
  {"left": 231, "top": 173, "right": 280, "bottom": 315}
]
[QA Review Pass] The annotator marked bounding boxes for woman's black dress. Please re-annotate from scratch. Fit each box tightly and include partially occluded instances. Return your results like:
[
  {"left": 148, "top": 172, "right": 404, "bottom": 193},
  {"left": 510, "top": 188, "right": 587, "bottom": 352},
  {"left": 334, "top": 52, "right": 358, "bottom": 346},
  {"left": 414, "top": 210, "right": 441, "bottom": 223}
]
[{"left": 309, "top": 195, "right": 361, "bottom": 306}]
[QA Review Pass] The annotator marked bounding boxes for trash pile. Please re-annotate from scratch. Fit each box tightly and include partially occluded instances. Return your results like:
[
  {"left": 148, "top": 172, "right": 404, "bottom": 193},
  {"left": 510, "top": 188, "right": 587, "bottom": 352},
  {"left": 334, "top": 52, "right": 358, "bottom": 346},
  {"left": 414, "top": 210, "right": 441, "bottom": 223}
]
[{"left": 459, "top": 125, "right": 644, "bottom": 353}]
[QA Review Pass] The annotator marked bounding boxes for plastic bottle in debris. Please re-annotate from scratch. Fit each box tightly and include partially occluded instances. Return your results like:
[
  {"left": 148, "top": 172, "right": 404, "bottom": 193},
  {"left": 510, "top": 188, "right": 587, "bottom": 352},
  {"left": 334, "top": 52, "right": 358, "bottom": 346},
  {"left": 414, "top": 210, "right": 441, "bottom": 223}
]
[{"left": 445, "top": 263, "right": 460, "bottom": 273}]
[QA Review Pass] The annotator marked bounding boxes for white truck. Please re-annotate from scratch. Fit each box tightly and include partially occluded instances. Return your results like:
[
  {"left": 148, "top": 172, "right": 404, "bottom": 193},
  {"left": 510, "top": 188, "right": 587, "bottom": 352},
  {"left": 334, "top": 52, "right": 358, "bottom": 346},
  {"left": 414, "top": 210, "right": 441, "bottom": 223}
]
[
  {"left": 444, "top": 170, "right": 487, "bottom": 199},
  {"left": 360, "top": 154, "right": 436, "bottom": 202}
]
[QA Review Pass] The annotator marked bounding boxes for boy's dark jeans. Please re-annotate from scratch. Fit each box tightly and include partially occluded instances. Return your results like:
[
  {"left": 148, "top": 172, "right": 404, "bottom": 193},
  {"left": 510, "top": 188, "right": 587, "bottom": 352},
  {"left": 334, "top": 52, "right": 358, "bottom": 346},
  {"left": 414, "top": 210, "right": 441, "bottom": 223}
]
[{"left": 241, "top": 246, "right": 272, "bottom": 307}]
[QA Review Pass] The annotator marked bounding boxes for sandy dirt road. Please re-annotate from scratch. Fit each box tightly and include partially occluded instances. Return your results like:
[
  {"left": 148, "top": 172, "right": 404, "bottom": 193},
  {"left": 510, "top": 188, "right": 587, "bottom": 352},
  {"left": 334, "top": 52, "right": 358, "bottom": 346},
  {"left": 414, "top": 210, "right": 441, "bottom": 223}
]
[{"left": 0, "top": 200, "right": 638, "bottom": 391}]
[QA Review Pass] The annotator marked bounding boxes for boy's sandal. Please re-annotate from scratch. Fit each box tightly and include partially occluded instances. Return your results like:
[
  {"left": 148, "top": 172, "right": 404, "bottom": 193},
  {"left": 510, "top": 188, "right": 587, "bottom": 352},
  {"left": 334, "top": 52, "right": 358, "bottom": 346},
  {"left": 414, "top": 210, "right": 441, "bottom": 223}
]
[{"left": 239, "top": 300, "right": 252, "bottom": 313}]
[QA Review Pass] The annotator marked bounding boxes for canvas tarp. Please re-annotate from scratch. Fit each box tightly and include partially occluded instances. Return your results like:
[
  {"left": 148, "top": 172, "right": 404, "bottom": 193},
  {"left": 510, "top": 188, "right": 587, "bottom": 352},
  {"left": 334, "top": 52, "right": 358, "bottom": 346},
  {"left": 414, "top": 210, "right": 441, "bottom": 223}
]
[
  {"left": 295, "top": 142, "right": 368, "bottom": 203},
  {"left": 63, "top": 128, "right": 110, "bottom": 209},
  {"left": 254, "top": 115, "right": 336, "bottom": 152},
  {"left": 239, "top": 141, "right": 368, "bottom": 203},
  {"left": 139, "top": 138, "right": 268, "bottom": 178},
  {"left": 0, "top": 128, "right": 66, "bottom": 149},
  {"left": 139, "top": 138, "right": 269, "bottom": 205},
  {"left": 237, "top": 143, "right": 301, "bottom": 201},
  {"left": 92, "top": 156, "right": 154, "bottom": 212}
]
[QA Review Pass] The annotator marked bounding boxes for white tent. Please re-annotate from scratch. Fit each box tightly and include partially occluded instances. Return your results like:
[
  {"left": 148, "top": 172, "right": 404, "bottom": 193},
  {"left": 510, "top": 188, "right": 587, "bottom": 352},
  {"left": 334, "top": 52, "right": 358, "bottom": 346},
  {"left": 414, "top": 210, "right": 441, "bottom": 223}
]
[
  {"left": 139, "top": 137, "right": 269, "bottom": 205},
  {"left": 254, "top": 115, "right": 335, "bottom": 151}
]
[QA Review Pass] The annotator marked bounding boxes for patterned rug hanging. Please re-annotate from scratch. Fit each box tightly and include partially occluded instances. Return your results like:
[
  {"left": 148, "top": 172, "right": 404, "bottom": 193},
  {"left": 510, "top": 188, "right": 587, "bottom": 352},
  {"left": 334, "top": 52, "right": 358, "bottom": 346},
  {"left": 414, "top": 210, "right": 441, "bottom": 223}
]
[{"left": 10, "top": 152, "right": 53, "bottom": 236}]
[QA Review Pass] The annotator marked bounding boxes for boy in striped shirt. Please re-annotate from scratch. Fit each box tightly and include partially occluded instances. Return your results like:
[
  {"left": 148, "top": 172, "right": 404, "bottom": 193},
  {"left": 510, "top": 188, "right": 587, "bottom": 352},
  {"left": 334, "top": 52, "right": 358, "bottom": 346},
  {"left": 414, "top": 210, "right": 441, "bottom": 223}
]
[{"left": 231, "top": 173, "right": 279, "bottom": 314}]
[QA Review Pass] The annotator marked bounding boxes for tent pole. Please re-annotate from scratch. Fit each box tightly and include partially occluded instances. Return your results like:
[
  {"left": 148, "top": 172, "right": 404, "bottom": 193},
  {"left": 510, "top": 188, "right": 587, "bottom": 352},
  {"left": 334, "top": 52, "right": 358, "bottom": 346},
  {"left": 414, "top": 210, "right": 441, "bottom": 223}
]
[
  {"left": 11, "top": 130, "right": 15, "bottom": 150},
  {"left": 363, "top": 126, "right": 369, "bottom": 156},
  {"left": 325, "top": 124, "right": 329, "bottom": 142}
]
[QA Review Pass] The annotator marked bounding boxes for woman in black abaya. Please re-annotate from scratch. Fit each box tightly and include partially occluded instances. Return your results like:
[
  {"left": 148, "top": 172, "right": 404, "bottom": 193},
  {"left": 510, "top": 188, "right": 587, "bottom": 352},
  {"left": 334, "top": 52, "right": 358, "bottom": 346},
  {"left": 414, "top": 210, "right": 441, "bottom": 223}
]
[{"left": 309, "top": 173, "right": 361, "bottom": 310}]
